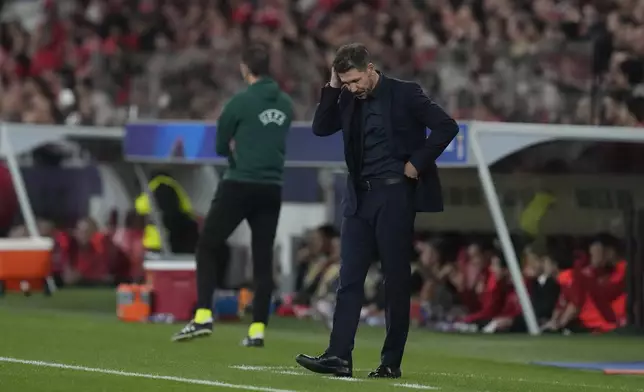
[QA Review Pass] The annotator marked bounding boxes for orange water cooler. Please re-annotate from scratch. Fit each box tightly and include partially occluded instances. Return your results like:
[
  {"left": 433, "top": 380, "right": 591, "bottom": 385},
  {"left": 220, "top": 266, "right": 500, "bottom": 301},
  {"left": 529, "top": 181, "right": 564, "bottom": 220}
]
[
  {"left": 116, "top": 284, "right": 153, "bottom": 322},
  {"left": 0, "top": 238, "right": 53, "bottom": 295}
]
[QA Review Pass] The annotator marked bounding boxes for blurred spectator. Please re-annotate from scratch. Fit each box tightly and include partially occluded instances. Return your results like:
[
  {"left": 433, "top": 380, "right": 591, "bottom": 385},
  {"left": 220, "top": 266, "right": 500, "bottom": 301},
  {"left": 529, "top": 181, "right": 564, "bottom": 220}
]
[
  {"left": 134, "top": 171, "right": 198, "bottom": 254},
  {"left": 526, "top": 244, "right": 562, "bottom": 324},
  {"left": 277, "top": 225, "right": 338, "bottom": 318},
  {"left": 62, "top": 217, "right": 112, "bottom": 286},
  {"left": 310, "top": 234, "right": 388, "bottom": 329},
  {"left": 310, "top": 234, "right": 342, "bottom": 327},
  {"left": 452, "top": 240, "right": 495, "bottom": 315},
  {"left": 412, "top": 237, "right": 457, "bottom": 322},
  {"left": 359, "top": 263, "right": 386, "bottom": 327},
  {"left": 542, "top": 233, "right": 627, "bottom": 333},
  {"left": 51, "top": 225, "right": 72, "bottom": 287},
  {"left": 111, "top": 210, "right": 146, "bottom": 283},
  {"left": 0, "top": 164, "right": 18, "bottom": 237},
  {"left": 460, "top": 252, "right": 522, "bottom": 328},
  {"left": 501, "top": 243, "right": 561, "bottom": 332},
  {"left": 293, "top": 224, "right": 337, "bottom": 293}
]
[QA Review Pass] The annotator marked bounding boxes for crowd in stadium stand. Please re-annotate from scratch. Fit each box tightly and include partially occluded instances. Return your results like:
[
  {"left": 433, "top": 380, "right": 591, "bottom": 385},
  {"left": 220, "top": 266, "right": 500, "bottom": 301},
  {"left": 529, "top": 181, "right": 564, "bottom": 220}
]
[
  {"left": 281, "top": 224, "right": 628, "bottom": 334},
  {"left": 1, "top": 0, "right": 643, "bottom": 125}
]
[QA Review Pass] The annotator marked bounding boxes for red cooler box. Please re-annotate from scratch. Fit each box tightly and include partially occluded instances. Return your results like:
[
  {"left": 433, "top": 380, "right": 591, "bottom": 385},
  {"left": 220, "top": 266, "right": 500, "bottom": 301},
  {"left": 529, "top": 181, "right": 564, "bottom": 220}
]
[{"left": 144, "top": 257, "right": 197, "bottom": 321}]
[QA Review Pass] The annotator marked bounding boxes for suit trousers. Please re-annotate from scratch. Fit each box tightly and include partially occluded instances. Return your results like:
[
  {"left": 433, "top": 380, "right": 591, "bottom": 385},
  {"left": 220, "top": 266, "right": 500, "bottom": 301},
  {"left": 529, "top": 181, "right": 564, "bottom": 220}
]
[
  {"left": 327, "top": 178, "right": 416, "bottom": 368},
  {"left": 195, "top": 180, "right": 281, "bottom": 324}
]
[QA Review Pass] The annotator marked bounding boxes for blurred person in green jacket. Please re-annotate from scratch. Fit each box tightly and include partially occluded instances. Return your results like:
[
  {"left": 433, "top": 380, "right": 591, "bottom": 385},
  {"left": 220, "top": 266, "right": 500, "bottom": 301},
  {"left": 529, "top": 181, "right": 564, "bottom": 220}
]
[{"left": 172, "top": 43, "right": 293, "bottom": 347}]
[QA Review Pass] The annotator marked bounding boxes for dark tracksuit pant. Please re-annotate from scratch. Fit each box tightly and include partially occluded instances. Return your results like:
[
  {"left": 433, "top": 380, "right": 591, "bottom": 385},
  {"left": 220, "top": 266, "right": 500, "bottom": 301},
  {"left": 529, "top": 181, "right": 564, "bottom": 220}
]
[{"left": 195, "top": 180, "right": 281, "bottom": 324}]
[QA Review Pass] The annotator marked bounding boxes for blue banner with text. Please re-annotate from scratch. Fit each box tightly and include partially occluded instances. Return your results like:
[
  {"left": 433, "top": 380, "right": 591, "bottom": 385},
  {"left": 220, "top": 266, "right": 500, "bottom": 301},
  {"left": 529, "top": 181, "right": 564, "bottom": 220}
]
[{"left": 124, "top": 122, "right": 469, "bottom": 166}]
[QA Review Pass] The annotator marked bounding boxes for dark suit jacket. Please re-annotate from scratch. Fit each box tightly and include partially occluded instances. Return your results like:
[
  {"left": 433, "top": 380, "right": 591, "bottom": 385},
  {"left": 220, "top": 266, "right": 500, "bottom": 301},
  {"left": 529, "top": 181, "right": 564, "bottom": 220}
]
[{"left": 312, "top": 74, "right": 459, "bottom": 216}]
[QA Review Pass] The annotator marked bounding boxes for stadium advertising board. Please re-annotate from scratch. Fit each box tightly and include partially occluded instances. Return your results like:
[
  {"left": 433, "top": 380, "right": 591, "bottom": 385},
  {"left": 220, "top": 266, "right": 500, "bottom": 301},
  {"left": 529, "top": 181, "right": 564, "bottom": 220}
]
[{"left": 124, "top": 122, "right": 469, "bottom": 166}]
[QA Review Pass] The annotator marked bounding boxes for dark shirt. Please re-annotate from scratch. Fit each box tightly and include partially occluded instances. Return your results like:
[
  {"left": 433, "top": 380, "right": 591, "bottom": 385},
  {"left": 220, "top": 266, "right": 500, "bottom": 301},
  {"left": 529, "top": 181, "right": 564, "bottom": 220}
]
[
  {"left": 360, "top": 78, "right": 405, "bottom": 180},
  {"left": 530, "top": 275, "right": 560, "bottom": 320}
]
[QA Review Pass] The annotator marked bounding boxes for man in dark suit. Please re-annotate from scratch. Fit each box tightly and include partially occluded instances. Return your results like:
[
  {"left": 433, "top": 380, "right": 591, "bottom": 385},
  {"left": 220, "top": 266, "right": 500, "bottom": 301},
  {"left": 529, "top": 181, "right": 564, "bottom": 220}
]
[{"left": 295, "top": 43, "right": 459, "bottom": 379}]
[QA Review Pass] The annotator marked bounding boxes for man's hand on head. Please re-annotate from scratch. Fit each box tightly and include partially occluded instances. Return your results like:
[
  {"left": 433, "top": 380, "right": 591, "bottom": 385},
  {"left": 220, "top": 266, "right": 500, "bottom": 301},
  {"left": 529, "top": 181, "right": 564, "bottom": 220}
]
[{"left": 329, "top": 67, "right": 342, "bottom": 89}]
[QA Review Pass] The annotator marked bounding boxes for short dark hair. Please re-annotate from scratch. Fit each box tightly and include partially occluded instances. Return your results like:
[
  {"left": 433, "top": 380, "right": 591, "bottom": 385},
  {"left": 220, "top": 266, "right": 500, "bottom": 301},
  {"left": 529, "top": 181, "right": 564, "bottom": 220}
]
[
  {"left": 332, "top": 43, "right": 370, "bottom": 73},
  {"left": 496, "top": 251, "right": 509, "bottom": 269},
  {"left": 242, "top": 43, "right": 271, "bottom": 77},
  {"left": 468, "top": 237, "right": 495, "bottom": 253},
  {"left": 590, "top": 232, "right": 621, "bottom": 252},
  {"left": 317, "top": 224, "right": 339, "bottom": 239}
]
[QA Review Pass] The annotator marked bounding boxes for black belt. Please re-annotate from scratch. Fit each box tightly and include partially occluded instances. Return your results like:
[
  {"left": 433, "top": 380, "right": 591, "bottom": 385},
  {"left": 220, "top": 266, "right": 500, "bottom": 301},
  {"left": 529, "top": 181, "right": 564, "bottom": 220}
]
[{"left": 357, "top": 177, "right": 405, "bottom": 191}]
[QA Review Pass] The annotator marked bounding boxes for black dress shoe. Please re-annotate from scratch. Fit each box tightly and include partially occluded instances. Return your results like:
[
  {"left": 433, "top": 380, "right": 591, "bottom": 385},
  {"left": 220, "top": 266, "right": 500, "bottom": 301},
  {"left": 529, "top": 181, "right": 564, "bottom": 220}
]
[
  {"left": 368, "top": 365, "right": 401, "bottom": 379},
  {"left": 295, "top": 353, "right": 352, "bottom": 377}
]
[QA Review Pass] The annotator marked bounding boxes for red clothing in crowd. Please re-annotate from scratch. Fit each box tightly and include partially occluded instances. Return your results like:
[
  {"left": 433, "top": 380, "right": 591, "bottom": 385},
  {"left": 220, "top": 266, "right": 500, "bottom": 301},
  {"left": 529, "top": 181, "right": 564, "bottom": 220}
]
[
  {"left": 51, "top": 230, "right": 71, "bottom": 276},
  {"left": 112, "top": 228, "right": 145, "bottom": 282},
  {"left": 572, "top": 261, "right": 627, "bottom": 332},
  {"left": 54, "top": 226, "right": 145, "bottom": 283},
  {"left": 59, "top": 232, "right": 111, "bottom": 282},
  {"left": 102, "top": 33, "right": 138, "bottom": 55},
  {"left": 453, "top": 248, "right": 491, "bottom": 312},
  {"left": 30, "top": 45, "right": 64, "bottom": 75},
  {"left": 0, "top": 165, "right": 17, "bottom": 233},
  {"left": 462, "top": 274, "right": 523, "bottom": 323},
  {"left": 555, "top": 269, "right": 575, "bottom": 312},
  {"left": 29, "top": 20, "right": 67, "bottom": 76},
  {"left": 74, "top": 234, "right": 109, "bottom": 281},
  {"left": 498, "top": 285, "right": 523, "bottom": 319}
]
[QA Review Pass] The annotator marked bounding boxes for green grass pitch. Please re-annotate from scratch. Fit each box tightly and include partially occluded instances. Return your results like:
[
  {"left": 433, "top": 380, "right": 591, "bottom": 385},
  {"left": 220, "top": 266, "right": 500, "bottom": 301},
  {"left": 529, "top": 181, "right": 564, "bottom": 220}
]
[{"left": 1, "top": 289, "right": 643, "bottom": 392}]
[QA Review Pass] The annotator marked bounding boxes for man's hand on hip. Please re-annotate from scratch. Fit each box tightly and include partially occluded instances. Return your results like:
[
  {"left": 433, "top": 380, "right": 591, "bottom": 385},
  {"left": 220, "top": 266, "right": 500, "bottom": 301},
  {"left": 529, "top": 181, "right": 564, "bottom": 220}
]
[{"left": 404, "top": 162, "right": 418, "bottom": 179}]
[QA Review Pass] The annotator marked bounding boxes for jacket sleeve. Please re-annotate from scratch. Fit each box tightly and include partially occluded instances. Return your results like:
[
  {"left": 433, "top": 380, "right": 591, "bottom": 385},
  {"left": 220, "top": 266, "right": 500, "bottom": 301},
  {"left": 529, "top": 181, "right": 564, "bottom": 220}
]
[
  {"left": 407, "top": 83, "right": 459, "bottom": 173},
  {"left": 312, "top": 85, "right": 342, "bottom": 136},
  {"left": 216, "top": 96, "right": 241, "bottom": 157}
]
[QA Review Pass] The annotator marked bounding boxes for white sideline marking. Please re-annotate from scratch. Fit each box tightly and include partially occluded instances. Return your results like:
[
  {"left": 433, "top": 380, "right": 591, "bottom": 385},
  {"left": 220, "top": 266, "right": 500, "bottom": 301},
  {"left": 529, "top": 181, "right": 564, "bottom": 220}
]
[
  {"left": 231, "top": 365, "right": 281, "bottom": 371},
  {"left": 231, "top": 365, "right": 439, "bottom": 389},
  {"left": 323, "top": 376, "right": 362, "bottom": 382},
  {"left": 276, "top": 370, "right": 304, "bottom": 376},
  {"left": 394, "top": 383, "right": 439, "bottom": 390},
  {"left": 0, "top": 357, "right": 297, "bottom": 392},
  {"left": 232, "top": 365, "right": 364, "bottom": 382},
  {"left": 230, "top": 365, "right": 304, "bottom": 375}
]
